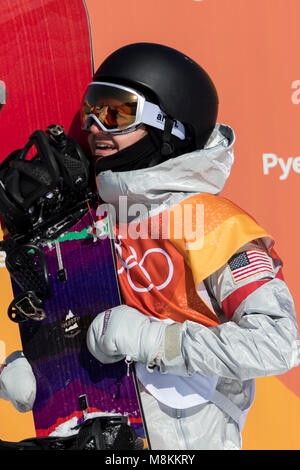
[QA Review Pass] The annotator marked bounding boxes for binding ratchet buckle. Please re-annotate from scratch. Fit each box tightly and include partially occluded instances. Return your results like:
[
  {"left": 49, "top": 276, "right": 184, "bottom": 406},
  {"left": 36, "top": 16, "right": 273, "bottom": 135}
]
[
  {"left": 1, "top": 240, "right": 50, "bottom": 323},
  {"left": 8, "top": 291, "right": 46, "bottom": 323}
]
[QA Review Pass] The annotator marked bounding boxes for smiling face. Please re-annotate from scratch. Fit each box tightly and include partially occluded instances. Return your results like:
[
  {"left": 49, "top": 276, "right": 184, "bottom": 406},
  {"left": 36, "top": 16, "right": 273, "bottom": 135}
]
[{"left": 87, "top": 121, "right": 148, "bottom": 159}]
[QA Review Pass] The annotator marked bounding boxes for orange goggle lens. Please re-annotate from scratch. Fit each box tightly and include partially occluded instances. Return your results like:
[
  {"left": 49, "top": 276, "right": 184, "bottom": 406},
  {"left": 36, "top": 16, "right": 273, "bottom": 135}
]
[{"left": 81, "top": 84, "right": 139, "bottom": 131}]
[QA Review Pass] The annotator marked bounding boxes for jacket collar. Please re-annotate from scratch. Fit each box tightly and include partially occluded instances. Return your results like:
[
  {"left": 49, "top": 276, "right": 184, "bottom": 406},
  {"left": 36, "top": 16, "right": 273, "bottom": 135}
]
[{"left": 96, "top": 124, "right": 235, "bottom": 222}]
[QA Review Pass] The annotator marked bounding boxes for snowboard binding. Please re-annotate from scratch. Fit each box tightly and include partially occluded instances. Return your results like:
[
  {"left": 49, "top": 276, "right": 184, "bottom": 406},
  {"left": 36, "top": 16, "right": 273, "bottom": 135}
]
[
  {"left": 0, "top": 125, "right": 97, "bottom": 322},
  {"left": 0, "top": 124, "right": 94, "bottom": 243},
  {"left": 0, "top": 416, "right": 144, "bottom": 450},
  {"left": 5, "top": 240, "right": 51, "bottom": 322}
]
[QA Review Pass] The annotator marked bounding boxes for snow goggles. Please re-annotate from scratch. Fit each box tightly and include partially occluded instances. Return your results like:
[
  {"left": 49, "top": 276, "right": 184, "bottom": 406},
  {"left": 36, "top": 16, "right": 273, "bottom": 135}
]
[{"left": 81, "top": 81, "right": 185, "bottom": 139}]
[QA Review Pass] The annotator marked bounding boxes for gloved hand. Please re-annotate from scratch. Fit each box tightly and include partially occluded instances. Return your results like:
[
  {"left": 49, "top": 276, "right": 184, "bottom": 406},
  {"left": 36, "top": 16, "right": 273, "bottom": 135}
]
[
  {"left": 0, "top": 351, "right": 36, "bottom": 412},
  {"left": 86, "top": 305, "right": 167, "bottom": 370}
]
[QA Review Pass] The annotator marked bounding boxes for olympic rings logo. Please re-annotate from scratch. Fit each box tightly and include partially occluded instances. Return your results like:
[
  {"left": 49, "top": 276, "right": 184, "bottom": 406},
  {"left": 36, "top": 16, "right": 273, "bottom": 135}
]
[{"left": 115, "top": 236, "right": 174, "bottom": 293}]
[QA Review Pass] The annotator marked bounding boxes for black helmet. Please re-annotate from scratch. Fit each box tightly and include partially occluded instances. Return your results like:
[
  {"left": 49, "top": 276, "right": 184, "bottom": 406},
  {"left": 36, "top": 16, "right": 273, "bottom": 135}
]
[{"left": 93, "top": 43, "right": 218, "bottom": 150}]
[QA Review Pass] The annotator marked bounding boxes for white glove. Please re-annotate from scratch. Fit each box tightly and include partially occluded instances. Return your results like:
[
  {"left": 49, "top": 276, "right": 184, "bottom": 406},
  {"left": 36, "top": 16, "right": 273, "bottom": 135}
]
[
  {"left": 0, "top": 351, "right": 36, "bottom": 412},
  {"left": 87, "top": 305, "right": 167, "bottom": 369}
]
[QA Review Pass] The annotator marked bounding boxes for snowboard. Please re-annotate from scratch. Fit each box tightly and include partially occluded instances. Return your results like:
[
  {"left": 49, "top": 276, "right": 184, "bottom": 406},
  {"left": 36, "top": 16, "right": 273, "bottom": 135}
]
[{"left": 0, "top": 0, "right": 148, "bottom": 449}]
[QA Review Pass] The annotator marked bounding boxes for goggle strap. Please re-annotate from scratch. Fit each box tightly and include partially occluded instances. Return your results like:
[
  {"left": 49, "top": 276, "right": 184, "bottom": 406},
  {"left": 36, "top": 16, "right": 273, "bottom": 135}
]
[{"left": 142, "top": 101, "right": 185, "bottom": 140}]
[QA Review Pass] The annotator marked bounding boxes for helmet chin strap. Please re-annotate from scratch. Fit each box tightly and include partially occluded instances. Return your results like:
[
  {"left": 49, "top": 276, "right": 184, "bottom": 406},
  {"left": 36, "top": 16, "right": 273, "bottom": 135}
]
[{"left": 160, "top": 117, "right": 175, "bottom": 156}]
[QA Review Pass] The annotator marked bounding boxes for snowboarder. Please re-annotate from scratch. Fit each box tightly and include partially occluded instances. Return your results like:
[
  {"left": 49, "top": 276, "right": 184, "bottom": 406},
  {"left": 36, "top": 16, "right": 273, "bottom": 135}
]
[
  {"left": 1, "top": 43, "right": 299, "bottom": 450},
  {"left": 84, "top": 43, "right": 300, "bottom": 450}
]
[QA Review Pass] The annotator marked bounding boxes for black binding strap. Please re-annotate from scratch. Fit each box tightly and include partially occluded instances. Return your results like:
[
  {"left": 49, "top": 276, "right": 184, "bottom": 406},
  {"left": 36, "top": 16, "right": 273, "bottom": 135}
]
[{"left": 0, "top": 417, "right": 144, "bottom": 450}]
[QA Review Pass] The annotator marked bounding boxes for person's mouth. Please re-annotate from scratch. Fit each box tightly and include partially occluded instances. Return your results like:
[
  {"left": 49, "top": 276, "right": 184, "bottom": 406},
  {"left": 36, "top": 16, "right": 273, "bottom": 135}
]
[{"left": 94, "top": 142, "right": 118, "bottom": 157}]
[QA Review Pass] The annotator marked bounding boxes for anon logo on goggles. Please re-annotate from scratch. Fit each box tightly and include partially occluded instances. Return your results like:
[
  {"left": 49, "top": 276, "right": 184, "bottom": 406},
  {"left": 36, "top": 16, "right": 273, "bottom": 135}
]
[{"left": 81, "top": 81, "right": 185, "bottom": 139}]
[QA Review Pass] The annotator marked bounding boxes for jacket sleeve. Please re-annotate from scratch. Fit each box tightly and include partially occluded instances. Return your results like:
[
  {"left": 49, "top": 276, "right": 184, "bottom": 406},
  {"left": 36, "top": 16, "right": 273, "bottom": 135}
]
[{"left": 159, "top": 241, "right": 300, "bottom": 380}]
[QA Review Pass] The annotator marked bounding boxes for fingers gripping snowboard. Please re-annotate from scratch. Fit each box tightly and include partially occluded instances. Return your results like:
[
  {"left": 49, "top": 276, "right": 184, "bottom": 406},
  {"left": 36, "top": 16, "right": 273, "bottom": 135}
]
[{"left": 0, "top": 0, "right": 149, "bottom": 449}]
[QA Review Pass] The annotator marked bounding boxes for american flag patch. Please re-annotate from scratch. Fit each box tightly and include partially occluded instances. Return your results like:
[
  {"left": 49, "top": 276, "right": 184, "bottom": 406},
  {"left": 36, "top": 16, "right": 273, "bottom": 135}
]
[{"left": 228, "top": 250, "right": 274, "bottom": 283}]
